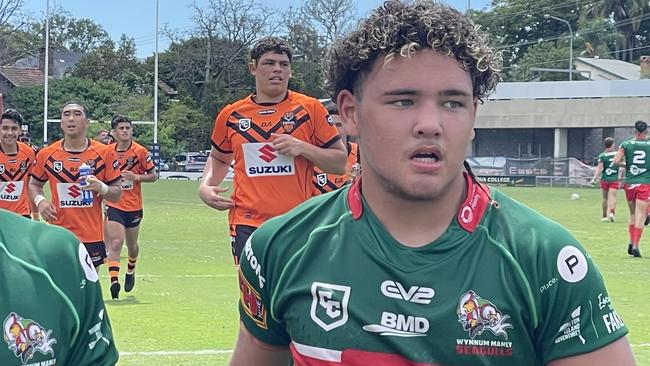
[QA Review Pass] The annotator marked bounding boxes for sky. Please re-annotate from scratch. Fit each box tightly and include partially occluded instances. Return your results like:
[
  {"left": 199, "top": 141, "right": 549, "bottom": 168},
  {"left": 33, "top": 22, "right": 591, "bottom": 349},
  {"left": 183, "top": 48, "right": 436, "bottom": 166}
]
[{"left": 23, "top": 0, "right": 490, "bottom": 58}]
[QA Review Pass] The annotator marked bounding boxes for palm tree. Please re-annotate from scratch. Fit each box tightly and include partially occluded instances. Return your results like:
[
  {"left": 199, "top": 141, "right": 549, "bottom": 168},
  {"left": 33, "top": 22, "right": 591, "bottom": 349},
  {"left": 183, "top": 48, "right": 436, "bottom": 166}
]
[{"left": 584, "top": 0, "right": 650, "bottom": 62}]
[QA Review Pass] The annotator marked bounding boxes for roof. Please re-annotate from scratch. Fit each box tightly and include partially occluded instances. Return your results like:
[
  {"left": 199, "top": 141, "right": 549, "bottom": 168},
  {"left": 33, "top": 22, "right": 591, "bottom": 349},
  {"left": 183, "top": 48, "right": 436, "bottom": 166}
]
[
  {"left": 158, "top": 79, "right": 178, "bottom": 95},
  {"left": 0, "top": 67, "right": 44, "bottom": 87},
  {"left": 13, "top": 51, "right": 85, "bottom": 78},
  {"left": 575, "top": 57, "right": 640, "bottom": 80}
]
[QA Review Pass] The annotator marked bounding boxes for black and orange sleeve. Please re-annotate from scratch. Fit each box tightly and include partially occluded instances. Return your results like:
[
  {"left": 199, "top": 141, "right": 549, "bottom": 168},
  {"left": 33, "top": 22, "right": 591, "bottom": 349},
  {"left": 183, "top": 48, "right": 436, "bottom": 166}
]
[{"left": 211, "top": 105, "right": 234, "bottom": 154}]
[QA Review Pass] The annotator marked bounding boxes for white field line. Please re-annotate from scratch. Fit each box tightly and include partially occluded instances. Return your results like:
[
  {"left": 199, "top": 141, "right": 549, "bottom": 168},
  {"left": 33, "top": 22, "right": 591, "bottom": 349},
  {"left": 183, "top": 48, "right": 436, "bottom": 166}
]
[
  {"left": 121, "top": 344, "right": 650, "bottom": 357},
  {"left": 120, "top": 349, "right": 233, "bottom": 356},
  {"left": 136, "top": 274, "right": 236, "bottom": 278},
  {"left": 162, "top": 201, "right": 204, "bottom": 206}
]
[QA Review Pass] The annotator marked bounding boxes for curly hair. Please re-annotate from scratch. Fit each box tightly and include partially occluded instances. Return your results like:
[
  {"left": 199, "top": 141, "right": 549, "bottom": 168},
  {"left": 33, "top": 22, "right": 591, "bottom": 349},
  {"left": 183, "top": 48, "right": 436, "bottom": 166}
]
[
  {"left": 111, "top": 115, "right": 132, "bottom": 129},
  {"left": 250, "top": 37, "right": 293, "bottom": 64},
  {"left": 324, "top": 0, "right": 502, "bottom": 100}
]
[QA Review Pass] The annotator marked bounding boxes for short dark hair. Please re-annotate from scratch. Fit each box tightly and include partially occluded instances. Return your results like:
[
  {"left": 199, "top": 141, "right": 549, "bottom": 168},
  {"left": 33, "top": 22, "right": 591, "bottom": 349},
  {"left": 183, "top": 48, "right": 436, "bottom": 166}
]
[
  {"left": 111, "top": 115, "right": 132, "bottom": 129},
  {"left": 250, "top": 37, "right": 292, "bottom": 64},
  {"left": 635, "top": 120, "right": 647, "bottom": 133},
  {"left": 325, "top": 1, "right": 502, "bottom": 100},
  {"left": 1, "top": 109, "right": 24, "bottom": 125},
  {"left": 321, "top": 99, "right": 338, "bottom": 115},
  {"left": 62, "top": 102, "right": 89, "bottom": 117},
  {"left": 604, "top": 137, "right": 614, "bottom": 148}
]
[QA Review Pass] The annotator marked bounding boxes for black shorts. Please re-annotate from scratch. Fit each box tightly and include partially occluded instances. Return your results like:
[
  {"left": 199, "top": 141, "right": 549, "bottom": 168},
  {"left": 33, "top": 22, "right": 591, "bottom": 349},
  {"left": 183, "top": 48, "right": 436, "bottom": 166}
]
[
  {"left": 230, "top": 225, "right": 257, "bottom": 264},
  {"left": 106, "top": 206, "right": 144, "bottom": 228},
  {"left": 84, "top": 241, "right": 107, "bottom": 268}
]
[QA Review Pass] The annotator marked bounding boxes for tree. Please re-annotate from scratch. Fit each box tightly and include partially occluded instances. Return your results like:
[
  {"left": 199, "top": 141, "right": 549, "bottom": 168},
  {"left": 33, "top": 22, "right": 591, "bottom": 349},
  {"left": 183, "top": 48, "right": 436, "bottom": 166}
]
[
  {"left": 584, "top": 0, "right": 650, "bottom": 62},
  {"left": 0, "top": 0, "right": 27, "bottom": 65},
  {"left": 302, "top": 0, "right": 356, "bottom": 44}
]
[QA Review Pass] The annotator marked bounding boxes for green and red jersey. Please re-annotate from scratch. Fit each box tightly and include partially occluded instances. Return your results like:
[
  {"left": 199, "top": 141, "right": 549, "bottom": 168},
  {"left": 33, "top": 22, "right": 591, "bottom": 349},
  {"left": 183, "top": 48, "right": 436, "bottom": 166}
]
[
  {"left": 619, "top": 138, "right": 650, "bottom": 184},
  {"left": 239, "top": 174, "right": 628, "bottom": 365}
]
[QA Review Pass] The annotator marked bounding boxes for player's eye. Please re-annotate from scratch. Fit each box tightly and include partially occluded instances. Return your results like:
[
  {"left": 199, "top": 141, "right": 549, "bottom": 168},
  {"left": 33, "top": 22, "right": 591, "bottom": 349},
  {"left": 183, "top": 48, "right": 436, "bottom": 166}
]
[
  {"left": 443, "top": 101, "right": 464, "bottom": 109},
  {"left": 390, "top": 99, "right": 414, "bottom": 108}
]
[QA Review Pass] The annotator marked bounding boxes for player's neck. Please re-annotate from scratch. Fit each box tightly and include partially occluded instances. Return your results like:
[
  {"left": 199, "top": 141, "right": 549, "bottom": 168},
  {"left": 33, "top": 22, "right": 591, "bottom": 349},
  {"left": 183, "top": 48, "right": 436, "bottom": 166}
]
[
  {"left": 253, "top": 90, "right": 288, "bottom": 104},
  {"left": 116, "top": 139, "right": 131, "bottom": 151},
  {"left": 63, "top": 137, "right": 89, "bottom": 152},
  {"left": 362, "top": 173, "right": 467, "bottom": 248},
  {"left": 0, "top": 142, "right": 17, "bottom": 155}
]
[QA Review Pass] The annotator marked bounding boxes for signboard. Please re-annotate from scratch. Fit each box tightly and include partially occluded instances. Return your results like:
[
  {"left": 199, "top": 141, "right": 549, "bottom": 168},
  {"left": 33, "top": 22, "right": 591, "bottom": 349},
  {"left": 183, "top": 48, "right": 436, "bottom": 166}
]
[{"left": 476, "top": 175, "right": 536, "bottom": 187}]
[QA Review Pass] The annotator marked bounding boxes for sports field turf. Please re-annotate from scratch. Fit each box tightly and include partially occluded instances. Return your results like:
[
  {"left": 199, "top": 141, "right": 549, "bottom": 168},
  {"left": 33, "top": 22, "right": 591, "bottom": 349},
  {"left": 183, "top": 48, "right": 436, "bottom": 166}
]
[{"left": 106, "top": 180, "right": 649, "bottom": 365}]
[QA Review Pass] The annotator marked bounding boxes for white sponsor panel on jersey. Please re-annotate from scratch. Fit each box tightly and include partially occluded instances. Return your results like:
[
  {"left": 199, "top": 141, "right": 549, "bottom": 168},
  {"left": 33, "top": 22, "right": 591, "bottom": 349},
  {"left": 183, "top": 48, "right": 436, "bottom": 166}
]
[
  {"left": 56, "top": 183, "right": 93, "bottom": 208},
  {"left": 557, "top": 246, "right": 588, "bottom": 283},
  {"left": 243, "top": 142, "right": 295, "bottom": 177},
  {"left": 310, "top": 282, "right": 351, "bottom": 332},
  {"left": 79, "top": 243, "right": 99, "bottom": 282},
  {"left": 363, "top": 311, "right": 429, "bottom": 337},
  {"left": 380, "top": 280, "right": 435, "bottom": 304},
  {"left": 121, "top": 179, "right": 134, "bottom": 190},
  {"left": 0, "top": 181, "right": 23, "bottom": 201}
]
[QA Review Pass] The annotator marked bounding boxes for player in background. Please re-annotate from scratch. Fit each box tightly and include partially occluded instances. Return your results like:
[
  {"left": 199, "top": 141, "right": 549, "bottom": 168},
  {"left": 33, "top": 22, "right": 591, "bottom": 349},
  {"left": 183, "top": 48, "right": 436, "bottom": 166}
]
[
  {"left": 590, "top": 137, "right": 620, "bottom": 222},
  {"left": 614, "top": 120, "right": 650, "bottom": 257},
  {"left": 0, "top": 109, "right": 37, "bottom": 219},
  {"left": 0, "top": 210, "right": 119, "bottom": 365},
  {"left": 312, "top": 99, "right": 360, "bottom": 194},
  {"left": 199, "top": 37, "right": 347, "bottom": 265},
  {"left": 29, "top": 102, "right": 122, "bottom": 269},
  {"left": 96, "top": 129, "right": 113, "bottom": 145},
  {"left": 104, "top": 115, "right": 157, "bottom": 300},
  {"left": 231, "top": 2, "right": 634, "bottom": 365}
]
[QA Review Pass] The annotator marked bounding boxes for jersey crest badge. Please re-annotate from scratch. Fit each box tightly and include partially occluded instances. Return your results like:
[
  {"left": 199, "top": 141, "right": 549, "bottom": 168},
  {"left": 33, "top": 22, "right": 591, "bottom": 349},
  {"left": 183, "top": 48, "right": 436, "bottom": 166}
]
[
  {"left": 310, "top": 282, "right": 351, "bottom": 331},
  {"left": 20, "top": 160, "right": 27, "bottom": 172},
  {"left": 3, "top": 312, "right": 57, "bottom": 365},
  {"left": 282, "top": 112, "right": 295, "bottom": 133},
  {"left": 457, "top": 290, "right": 512, "bottom": 339},
  {"left": 238, "top": 271, "right": 268, "bottom": 329},
  {"left": 53, "top": 161, "right": 63, "bottom": 173},
  {"left": 317, "top": 173, "right": 328, "bottom": 187},
  {"left": 238, "top": 118, "right": 251, "bottom": 132},
  {"left": 0, "top": 164, "right": 4, "bottom": 174}
]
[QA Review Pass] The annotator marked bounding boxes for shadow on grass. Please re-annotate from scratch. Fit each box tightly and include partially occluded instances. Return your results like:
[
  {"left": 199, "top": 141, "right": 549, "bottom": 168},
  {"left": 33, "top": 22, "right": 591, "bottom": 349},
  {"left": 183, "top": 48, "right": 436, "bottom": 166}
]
[{"left": 104, "top": 296, "right": 150, "bottom": 306}]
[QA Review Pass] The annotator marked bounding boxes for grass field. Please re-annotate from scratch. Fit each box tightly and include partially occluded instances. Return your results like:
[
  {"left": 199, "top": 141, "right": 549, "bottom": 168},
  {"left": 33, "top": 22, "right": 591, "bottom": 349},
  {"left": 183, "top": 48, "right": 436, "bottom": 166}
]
[{"left": 105, "top": 180, "right": 650, "bottom": 365}]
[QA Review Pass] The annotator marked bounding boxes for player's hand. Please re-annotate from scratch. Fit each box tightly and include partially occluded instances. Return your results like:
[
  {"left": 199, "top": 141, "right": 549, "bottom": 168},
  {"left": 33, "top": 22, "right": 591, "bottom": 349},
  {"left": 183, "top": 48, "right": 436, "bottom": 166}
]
[
  {"left": 82, "top": 175, "right": 109, "bottom": 194},
  {"left": 270, "top": 133, "right": 304, "bottom": 157},
  {"left": 590, "top": 179, "right": 596, "bottom": 186},
  {"left": 37, "top": 199, "right": 57, "bottom": 222},
  {"left": 198, "top": 184, "right": 235, "bottom": 211},
  {"left": 122, "top": 170, "right": 138, "bottom": 182}
]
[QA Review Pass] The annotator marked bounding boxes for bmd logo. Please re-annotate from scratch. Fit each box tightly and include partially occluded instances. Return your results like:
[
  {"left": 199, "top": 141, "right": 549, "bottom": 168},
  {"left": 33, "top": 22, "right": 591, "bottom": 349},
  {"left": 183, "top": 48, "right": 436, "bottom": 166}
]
[
  {"left": 258, "top": 145, "right": 277, "bottom": 163},
  {"left": 68, "top": 185, "right": 82, "bottom": 198}
]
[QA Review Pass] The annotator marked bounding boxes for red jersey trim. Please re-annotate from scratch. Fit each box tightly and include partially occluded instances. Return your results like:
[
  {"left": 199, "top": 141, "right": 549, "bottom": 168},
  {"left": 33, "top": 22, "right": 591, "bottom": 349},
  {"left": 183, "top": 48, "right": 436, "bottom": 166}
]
[{"left": 346, "top": 173, "right": 491, "bottom": 233}]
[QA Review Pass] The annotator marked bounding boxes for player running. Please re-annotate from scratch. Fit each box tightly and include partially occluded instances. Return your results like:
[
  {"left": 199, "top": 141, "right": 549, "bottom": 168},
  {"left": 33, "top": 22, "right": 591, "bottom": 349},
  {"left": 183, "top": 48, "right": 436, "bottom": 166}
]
[
  {"left": 0, "top": 210, "right": 118, "bottom": 365},
  {"left": 104, "top": 115, "right": 157, "bottom": 299},
  {"left": 29, "top": 102, "right": 122, "bottom": 269},
  {"left": 614, "top": 120, "right": 650, "bottom": 257},
  {"left": 0, "top": 109, "right": 37, "bottom": 219},
  {"left": 231, "top": 2, "right": 634, "bottom": 365},
  {"left": 590, "top": 137, "right": 620, "bottom": 222},
  {"left": 199, "top": 37, "right": 347, "bottom": 265},
  {"left": 312, "top": 100, "right": 360, "bottom": 194}
]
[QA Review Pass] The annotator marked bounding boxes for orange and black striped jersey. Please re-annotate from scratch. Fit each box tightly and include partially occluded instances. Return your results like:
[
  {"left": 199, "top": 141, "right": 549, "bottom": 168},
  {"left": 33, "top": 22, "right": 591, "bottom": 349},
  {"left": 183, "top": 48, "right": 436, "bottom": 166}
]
[
  {"left": 0, "top": 142, "right": 36, "bottom": 216},
  {"left": 313, "top": 142, "right": 359, "bottom": 195},
  {"left": 31, "top": 139, "right": 121, "bottom": 243},
  {"left": 211, "top": 91, "right": 340, "bottom": 229},
  {"left": 106, "top": 141, "right": 155, "bottom": 212}
]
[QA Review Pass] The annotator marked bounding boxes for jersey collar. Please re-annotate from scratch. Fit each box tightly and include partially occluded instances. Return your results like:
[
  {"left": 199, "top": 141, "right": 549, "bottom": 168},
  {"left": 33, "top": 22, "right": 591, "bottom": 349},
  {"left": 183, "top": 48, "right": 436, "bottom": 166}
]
[{"left": 347, "top": 172, "right": 492, "bottom": 233}]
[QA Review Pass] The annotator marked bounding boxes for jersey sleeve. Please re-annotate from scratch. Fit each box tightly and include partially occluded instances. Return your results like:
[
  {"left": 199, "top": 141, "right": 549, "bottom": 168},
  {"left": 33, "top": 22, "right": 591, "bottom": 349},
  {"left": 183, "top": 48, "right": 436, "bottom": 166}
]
[
  {"left": 103, "top": 148, "right": 122, "bottom": 185},
  {"left": 309, "top": 101, "right": 340, "bottom": 148},
  {"left": 238, "top": 230, "right": 291, "bottom": 347},
  {"left": 139, "top": 147, "right": 156, "bottom": 172},
  {"left": 64, "top": 243, "right": 119, "bottom": 365},
  {"left": 30, "top": 148, "right": 48, "bottom": 182},
  {"left": 533, "top": 228, "right": 628, "bottom": 364},
  {"left": 211, "top": 106, "right": 233, "bottom": 154}
]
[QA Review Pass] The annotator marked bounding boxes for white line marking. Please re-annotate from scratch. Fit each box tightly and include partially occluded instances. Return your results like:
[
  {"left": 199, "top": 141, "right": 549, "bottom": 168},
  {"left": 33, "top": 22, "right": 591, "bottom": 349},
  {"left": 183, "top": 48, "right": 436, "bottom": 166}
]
[
  {"left": 632, "top": 343, "right": 650, "bottom": 347},
  {"left": 137, "top": 274, "right": 236, "bottom": 278},
  {"left": 120, "top": 349, "right": 233, "bottom": 356},
  {"left": 162, "top": 201, "right": 204, "bottom": 206}
]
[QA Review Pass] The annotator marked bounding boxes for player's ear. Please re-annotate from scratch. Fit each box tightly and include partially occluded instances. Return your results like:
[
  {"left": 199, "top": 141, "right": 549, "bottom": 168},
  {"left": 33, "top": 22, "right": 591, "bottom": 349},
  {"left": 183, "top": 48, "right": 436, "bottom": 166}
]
[
  {"left": 337, "top": 90, "right": 358, "bottom": 138},
  {"left": 248, "top": 59, "right": 257, "bottom": 75}
]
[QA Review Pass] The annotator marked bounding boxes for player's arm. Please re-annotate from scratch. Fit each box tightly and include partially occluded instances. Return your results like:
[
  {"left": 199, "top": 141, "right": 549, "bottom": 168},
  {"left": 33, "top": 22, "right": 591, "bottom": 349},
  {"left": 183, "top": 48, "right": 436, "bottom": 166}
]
[
  {"left": 229, "top": 323, "right": 291, "bottom": 366},
  {"left": 84, "top": 176, "right": 121, "bottom": 203},
  {"left": 198, "top": 148, "right": 235, "bottom": 210},
  {"left": 548, "top": 337, "right": 635, "bottom": 366},
  {"left": 122, "top": 167, "right": 157, "bottom": 183},
  {"left": 590, "top": 161, "right": 603, "bottom": 185},
  {"left": 612, "top": 148, "right": 625, "bottom": 167},
  {"left": 270, "top": 132, "right": 347, "bottom": 175},
  {"left": 29, "top": 174, "right": 57, "bottom": 222},
  {"left": 26, "top": 176, "right": 40, "bottom": 220}
]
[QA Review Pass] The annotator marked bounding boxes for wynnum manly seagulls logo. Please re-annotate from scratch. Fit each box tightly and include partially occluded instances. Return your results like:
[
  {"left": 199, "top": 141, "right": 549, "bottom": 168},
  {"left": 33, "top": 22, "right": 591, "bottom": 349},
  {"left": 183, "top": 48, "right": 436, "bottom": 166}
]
[
  {"left": 3, "top": 312, "right": 57, "bottom": 365},
  {"left": 457, "top": 290, "right": 512, "bottom": 339}
]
